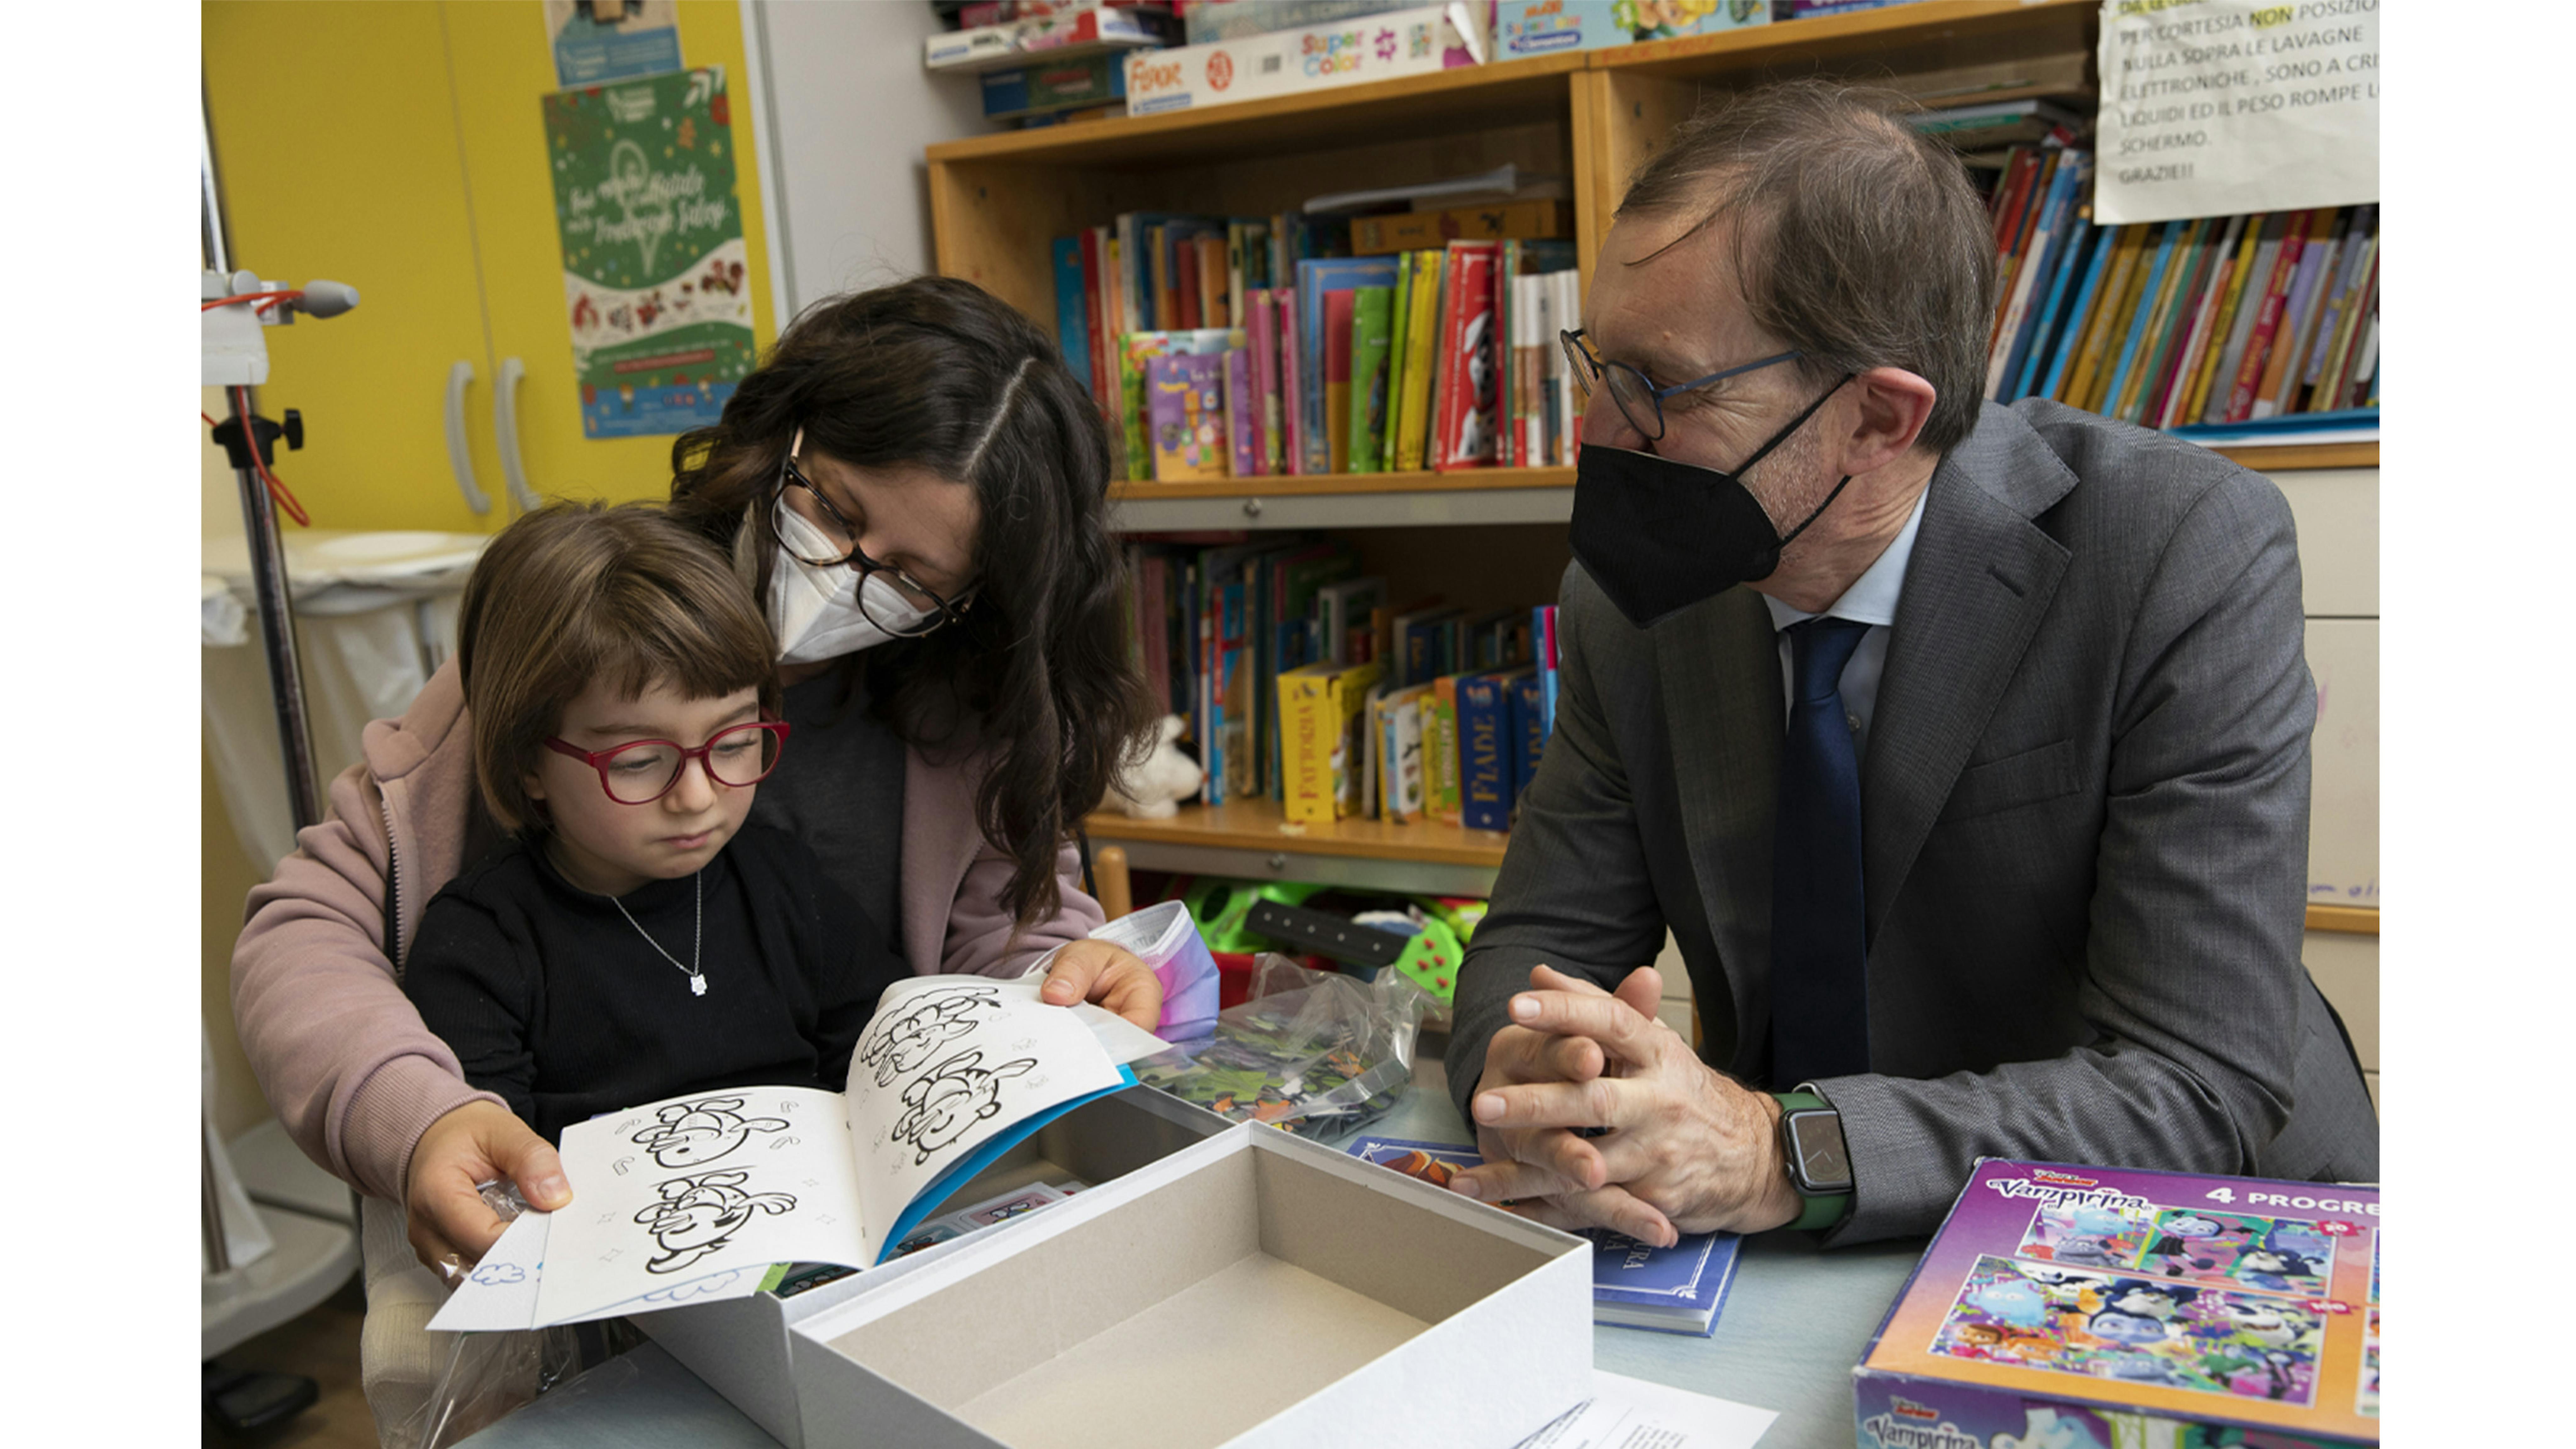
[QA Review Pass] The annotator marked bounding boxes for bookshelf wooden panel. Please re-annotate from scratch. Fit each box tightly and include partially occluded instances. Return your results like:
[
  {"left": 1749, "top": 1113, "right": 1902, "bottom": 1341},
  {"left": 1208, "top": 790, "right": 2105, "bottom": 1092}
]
[{"left": 924, "top": 53, "right": 1586, "bottom": 171}]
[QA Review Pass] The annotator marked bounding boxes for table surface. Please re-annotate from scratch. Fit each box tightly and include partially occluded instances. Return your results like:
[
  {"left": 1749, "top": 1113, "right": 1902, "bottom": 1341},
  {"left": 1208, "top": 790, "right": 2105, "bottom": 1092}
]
[{"left": 464, "top": 1074, "right": 1925, "bottom": 1449}]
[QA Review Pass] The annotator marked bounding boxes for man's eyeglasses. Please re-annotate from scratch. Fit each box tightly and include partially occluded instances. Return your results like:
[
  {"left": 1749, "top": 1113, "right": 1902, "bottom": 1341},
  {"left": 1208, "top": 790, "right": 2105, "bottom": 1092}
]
[
  {"left": 1558, "top": 329, "right": 1803, "bottom": 442},
  {"left": 775, "top": 439, "right": 974, "bottom": 638},
  {"left": 544, "top": 721, "right": 792, "bottom": 806}
]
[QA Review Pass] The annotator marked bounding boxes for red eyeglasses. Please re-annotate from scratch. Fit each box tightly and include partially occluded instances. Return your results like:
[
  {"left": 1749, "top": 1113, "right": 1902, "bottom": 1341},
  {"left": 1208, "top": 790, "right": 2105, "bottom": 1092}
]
[{"left": 543, "top": 720, "right": 792, "bottom": 805}]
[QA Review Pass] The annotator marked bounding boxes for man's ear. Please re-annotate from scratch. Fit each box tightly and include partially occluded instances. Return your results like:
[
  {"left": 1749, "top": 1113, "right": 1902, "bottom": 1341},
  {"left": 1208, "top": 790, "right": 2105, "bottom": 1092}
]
[{"left": 1834, "top": 366, "right": 1939, "bottom": 477}]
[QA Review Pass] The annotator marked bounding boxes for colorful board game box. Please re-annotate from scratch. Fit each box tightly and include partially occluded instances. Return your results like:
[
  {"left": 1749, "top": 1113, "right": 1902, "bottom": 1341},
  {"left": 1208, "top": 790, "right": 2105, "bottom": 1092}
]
[{"left": 1855, "top": 1160, "right": 2380, "bottom": 1448}]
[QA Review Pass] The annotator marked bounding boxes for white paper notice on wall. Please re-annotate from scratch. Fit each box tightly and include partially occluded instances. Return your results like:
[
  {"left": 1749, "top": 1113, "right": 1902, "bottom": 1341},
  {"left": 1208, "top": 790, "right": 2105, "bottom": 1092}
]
[{"left": 2093, "top": 0, "right": 2379, "bottom": 225}]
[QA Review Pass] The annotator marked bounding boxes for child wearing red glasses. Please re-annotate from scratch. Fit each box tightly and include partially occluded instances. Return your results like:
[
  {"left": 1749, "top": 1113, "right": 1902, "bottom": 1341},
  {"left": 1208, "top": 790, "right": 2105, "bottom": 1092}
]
[{"left": 402, "top": 501, "right": 901, "bottom": 1145}]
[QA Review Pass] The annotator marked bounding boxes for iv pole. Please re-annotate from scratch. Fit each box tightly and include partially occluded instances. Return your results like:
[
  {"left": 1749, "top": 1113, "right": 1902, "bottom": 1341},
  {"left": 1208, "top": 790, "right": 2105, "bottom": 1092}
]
[{"left": 201, "top": 92, "right": 362, "bottom": 1433}]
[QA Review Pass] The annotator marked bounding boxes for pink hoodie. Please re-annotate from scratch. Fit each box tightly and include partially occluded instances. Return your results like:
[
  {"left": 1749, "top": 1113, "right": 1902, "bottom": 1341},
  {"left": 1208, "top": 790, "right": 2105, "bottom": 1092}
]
[{"left": 229, "top": 659, "right": 1105, "bottom": 1203}]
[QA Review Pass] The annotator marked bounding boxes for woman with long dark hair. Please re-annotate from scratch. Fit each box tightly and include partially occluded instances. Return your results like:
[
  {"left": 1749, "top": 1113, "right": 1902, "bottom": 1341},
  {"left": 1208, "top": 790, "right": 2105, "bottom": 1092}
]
[{"left": 231, "top": 277, "right": 1159, "bottom": 1290}]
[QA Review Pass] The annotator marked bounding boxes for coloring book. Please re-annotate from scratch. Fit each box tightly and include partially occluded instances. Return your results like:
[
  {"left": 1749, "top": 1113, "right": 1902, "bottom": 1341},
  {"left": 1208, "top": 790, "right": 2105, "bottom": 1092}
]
[{"left": 429, "top": 974, "right": 1164, "bottom": 1331}]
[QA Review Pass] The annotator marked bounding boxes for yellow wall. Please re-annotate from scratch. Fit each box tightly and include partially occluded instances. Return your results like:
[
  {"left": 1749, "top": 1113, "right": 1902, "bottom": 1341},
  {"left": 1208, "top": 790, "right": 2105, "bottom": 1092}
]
[
  {"left": 203, "top": 0, "right": 777, "bottom": 532},
  {"left": 203, "top": 1, "right": 780, "bottom": 1145}
]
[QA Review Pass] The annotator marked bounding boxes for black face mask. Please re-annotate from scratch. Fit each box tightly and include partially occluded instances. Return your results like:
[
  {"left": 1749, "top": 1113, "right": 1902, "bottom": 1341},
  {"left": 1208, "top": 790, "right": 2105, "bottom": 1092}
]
[{"left": 1569, "top": 376, "right": 1854, "bottom": 629}]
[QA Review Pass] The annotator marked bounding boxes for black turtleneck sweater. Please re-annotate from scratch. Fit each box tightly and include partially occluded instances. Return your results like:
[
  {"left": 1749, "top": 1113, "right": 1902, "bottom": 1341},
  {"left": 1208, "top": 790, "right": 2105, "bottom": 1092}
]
[{"left": 403, "top": 822, "right": 901, "bottom": 1144}]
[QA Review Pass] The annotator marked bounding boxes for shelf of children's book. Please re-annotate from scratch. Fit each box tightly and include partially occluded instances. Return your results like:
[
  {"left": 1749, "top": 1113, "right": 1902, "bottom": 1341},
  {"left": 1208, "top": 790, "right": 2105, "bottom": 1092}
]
[
  {"left": 2209, "top": 441, "right": 2377, "bottom": 472},
  {"left": 1595, "top": 0, "right": 2100, "bottom": 86},
  {"left": 1110, "top": 467, "right": 1576, "bottom": 531},
  {"left": 928, "top": 51, "right": 1587, "bottom": 171}
]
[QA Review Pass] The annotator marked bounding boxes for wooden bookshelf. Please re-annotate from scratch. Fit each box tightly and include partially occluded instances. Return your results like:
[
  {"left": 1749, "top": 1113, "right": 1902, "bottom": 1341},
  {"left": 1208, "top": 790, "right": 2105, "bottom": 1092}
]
[
  {"left": 1088, "top": 799, "right": 1507, "bottom": 869},
  {"left": 936, "top": 2, "right": 2378, "bottom": 905}
]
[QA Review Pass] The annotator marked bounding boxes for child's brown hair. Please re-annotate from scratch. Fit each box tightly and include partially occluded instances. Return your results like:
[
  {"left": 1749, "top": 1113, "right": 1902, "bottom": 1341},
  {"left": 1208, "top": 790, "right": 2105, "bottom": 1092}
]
[{"left": 456, "top": 501, "right": 779, "bottom": 834}]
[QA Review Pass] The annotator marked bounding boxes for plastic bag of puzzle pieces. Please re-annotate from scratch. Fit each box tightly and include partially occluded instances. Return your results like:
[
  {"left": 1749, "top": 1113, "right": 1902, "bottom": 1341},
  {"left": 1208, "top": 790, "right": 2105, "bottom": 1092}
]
[
  {"left": 386, "top": 1181, "right": 647, "bottom": 1449},
  {"left": 1131, "top": 952, "right": 1433, "bottom": 1137}
]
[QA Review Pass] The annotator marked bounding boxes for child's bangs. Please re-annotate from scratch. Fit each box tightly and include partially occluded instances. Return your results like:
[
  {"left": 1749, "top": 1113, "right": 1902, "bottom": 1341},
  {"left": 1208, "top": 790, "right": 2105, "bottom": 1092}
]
[{"left": 576, "top": 591, "right": 775, "bottom": 712}]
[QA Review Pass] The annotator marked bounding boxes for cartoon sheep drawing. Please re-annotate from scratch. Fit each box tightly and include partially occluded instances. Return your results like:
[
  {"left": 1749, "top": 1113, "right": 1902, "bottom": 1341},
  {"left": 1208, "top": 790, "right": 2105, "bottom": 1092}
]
[
  {"left": 890, "top": 1049, "right": 1035, "bottom": 1164},
  {"left": 630, "top": 1096, "right": 789, "bottom": 1169},
  {"left": 631, "top": 1170, "right": 797, "bottom": 1275},
  {"left": 858, "top": 985, "right": 998, "bottom": 1088}
]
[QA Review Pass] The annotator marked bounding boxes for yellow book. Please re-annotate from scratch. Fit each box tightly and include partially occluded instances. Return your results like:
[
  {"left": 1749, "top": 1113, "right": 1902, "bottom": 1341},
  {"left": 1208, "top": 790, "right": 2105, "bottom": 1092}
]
[
  {"left": 1424, "top": 675, "right": 1464, "bottom": 826},
  {"left": 1393, "top": 251, "right": 1445, "bottom": 472},
  {"left": 2113, "top": 215, "right": 2208, "bottom": 424},
  {"left": 2070, "top": 224, "right": 2154, "bottom": 413},
  {"left": 2185, "top": 215, "right": 2267, "bottom": 426},
  {"left": 1278, "top": 659, "right": 1386, "bottom": 823},
  {"left": 2056, "top": 224, "right": 2146, "bottom": 408}
]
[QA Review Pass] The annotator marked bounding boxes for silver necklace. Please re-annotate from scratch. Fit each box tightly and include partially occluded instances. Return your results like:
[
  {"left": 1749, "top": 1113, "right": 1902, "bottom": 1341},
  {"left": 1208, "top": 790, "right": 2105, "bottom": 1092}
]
[{"left": 608, "top": 870, "right": 706, "bottom": 997}]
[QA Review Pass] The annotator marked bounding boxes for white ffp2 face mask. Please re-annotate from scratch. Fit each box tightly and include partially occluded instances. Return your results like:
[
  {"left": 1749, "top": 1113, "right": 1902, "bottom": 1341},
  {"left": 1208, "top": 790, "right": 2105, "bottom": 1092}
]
[{"left": 767, "top": 504, "right": 938, "bottom": 665}]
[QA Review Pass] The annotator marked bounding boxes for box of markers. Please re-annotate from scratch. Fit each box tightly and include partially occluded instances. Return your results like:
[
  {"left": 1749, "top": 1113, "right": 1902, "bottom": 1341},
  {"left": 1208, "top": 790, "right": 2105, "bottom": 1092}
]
[{"left": 1854, "top": 1160, "right": 2379, "bottom": 1448}]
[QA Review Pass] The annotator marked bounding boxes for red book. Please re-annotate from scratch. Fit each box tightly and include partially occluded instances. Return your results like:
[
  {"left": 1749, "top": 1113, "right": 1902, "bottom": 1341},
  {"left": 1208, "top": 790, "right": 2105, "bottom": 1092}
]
[
  {"left": 1077, "top": 228, "right": 1110, "bottom": 413},
  {"left": 2223, "top": 208, "right": 2312, "bottom": 423},
  {"left": 1279, "top": 289, "right": 1304, "bottom": 475},
  {"left": 1989, "top": 150, "right": 2054, "bottom": 350},
  {"left": 1433, "top": 241, "right": 1500, "bottom": 470},
  {"left": 1990, "top": 149, "right": 2039, "bottom": 246}
]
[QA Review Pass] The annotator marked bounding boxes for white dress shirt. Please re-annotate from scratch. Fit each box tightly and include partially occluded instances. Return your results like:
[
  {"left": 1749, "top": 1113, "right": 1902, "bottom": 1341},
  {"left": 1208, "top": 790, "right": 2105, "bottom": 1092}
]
[{"left": 1760, "top": 486, "right": 1930, "bottom": 761}]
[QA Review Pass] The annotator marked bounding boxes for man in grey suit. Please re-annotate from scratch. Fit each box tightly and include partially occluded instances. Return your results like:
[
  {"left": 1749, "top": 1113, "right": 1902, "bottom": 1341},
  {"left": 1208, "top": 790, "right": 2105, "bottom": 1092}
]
[{"left": 1442, "top": 81, "right": 2377, "bottom": 1246}]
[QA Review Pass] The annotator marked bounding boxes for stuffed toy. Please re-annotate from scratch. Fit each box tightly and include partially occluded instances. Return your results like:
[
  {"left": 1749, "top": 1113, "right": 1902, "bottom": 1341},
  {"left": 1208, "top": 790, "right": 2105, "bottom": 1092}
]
[{"left": 1105, "top": 714, "right": 1203, "bottom": 818}]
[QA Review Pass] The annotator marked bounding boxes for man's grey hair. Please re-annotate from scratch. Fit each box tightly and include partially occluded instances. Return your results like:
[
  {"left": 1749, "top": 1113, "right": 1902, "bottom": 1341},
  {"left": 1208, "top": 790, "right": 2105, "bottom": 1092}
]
[{"left": 1617, "top": 78, "right": 1998, "bottom": 456}]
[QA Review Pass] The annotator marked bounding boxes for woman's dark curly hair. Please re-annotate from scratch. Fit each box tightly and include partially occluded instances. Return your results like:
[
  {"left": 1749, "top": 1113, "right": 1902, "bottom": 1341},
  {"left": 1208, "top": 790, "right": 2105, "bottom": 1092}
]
[{"left": 664, "top": 275, "right": 1153, "bottom": 928}]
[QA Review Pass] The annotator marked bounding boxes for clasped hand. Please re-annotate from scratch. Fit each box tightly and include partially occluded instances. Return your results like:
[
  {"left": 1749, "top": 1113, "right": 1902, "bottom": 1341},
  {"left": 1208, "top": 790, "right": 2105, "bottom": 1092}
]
[{"left": 1444, "top": 965, "right": 1803, "bottom": 1244}]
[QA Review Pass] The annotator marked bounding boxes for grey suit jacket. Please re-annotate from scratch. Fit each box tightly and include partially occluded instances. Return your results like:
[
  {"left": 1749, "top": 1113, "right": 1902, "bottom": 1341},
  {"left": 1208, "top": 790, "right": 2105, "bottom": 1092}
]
[{"left": 1446, "top": 399, "right": 2378, "bottom": 1244}]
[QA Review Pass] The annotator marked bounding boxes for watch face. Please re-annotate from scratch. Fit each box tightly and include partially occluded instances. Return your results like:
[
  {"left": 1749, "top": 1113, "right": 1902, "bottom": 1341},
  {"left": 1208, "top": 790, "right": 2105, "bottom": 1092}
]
[{"left": 1787, "top": 1111, "right": 1852, "bottom": 1191}]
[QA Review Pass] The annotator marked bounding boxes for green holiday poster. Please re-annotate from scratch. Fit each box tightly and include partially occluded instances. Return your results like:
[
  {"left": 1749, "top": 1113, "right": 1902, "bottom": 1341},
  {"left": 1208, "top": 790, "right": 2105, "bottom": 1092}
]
[{"left": 543, "top": 67, "right": 756, "bottom": 438}]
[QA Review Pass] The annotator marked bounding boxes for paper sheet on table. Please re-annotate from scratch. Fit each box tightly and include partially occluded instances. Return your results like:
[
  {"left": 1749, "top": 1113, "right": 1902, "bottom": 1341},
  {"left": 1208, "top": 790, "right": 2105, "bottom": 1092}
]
[{"left": 1511, "top": 1371, "right": 1777, "bottom": 1449}]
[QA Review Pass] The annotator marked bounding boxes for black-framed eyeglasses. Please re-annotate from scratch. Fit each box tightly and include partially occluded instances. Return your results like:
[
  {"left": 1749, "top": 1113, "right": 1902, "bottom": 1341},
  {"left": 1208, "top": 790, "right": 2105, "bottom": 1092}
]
[
  {"left": 545, "top": 721, "right": 791, "bottom": 805},
  {"left": 774, "top": 434, "right": 975, "bottom": 638},
  {"left": 1558, "top": 329, "right": 1804, "bottom": 442}
]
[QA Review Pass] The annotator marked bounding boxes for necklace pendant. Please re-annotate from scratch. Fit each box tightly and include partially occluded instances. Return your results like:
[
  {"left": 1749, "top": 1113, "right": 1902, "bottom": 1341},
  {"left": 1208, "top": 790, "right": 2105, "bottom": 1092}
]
[{"left": 691, "top": 975, "right": 708, "bottom": 997}]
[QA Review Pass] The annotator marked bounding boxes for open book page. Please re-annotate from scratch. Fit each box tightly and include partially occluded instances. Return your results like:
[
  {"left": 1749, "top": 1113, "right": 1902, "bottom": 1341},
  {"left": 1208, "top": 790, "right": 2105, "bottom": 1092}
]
[
  {"left": 428, "top": 1208, "right": 776, "bottom": 1332},
  {"left": 534, "top": 1086, "right": 867, "bottom": 1324},
  {"left": 432, "top": 972, "right": 1156, "bottom": 1329},
  {"left": 847, "top": 974, "right": 1133, "bottom": 1265}
]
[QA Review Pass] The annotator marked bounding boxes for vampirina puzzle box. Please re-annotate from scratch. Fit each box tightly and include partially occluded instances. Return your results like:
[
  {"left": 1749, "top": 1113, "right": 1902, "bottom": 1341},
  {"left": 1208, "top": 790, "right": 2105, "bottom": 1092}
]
[{"left": 1855, "top": 1160, "right": 2379, "bottom": 1448}]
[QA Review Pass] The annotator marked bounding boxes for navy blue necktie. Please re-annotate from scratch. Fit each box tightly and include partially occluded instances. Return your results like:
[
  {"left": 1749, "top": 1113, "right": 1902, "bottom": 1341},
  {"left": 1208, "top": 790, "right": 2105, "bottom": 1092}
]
[{"left": 1769, "top": 615, "right": 1873, "bottom": 1084}]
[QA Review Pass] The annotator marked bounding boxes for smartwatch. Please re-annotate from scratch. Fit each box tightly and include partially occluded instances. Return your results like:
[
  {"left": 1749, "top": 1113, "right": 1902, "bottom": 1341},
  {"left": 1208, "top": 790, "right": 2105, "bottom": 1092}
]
[{"left": 1773, "top": 1089, "right": 1853, "bottom": 1232}]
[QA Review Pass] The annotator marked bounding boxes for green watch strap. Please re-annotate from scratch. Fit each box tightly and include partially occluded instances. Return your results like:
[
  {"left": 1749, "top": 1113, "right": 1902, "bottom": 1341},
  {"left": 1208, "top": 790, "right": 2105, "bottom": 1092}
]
[{"left": 1773, "top": 1091, "right": 1852, "bottom": 1233}]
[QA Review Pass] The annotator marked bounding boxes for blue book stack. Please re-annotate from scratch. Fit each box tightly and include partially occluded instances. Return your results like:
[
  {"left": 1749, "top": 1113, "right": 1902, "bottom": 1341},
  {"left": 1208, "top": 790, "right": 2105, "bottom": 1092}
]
[{"left": 1346, "top": 1137, "right": 1744, "bottom": 1337}]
